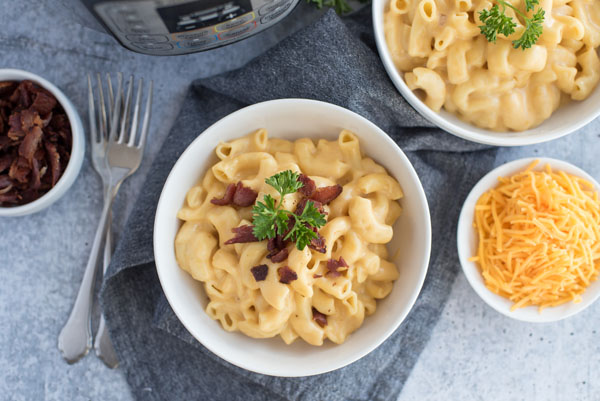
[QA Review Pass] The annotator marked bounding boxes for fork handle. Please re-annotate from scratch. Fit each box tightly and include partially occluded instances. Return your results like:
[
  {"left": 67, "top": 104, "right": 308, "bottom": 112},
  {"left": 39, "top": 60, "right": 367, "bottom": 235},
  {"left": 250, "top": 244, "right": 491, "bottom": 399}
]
[
  {"left": 58, "top": 191, "right": 114, "bottom": 364},
  {"left": 94, "top": 217, "right": 119, "bottom": 368}
]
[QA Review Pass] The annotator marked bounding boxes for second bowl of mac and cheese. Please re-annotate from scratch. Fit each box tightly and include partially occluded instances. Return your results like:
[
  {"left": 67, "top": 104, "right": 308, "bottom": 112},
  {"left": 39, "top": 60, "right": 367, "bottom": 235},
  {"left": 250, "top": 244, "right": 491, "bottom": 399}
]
[
  {"left": 373, "top": 0, "right": 600, "bottom": 146},
  {"left": 153, "top": 99, "right": 431, "bottom": 377}
]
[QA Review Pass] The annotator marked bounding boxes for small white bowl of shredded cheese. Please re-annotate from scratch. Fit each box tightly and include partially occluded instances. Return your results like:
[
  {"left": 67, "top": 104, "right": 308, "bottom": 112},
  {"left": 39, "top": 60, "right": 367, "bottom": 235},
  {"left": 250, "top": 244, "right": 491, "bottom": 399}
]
[{"left": 457, "top": 157, "right": 600, "bottom": 322}]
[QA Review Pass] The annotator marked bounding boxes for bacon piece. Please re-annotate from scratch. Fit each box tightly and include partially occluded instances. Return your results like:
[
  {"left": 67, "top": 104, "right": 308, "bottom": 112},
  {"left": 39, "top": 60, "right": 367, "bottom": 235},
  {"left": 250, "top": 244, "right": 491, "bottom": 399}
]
[
  {"left": 312, "top": 307, "right": 327, "bottom": 328},
  {"left": 0, "top": 137, "right": 14, "bottom": 151},
  {"left": 266, "top": 234, "right": 289, "bottom": 261},
  {"left": 8, "top": 156, "right": 30, "bottom": 183},
  {"left": 211, "top": 181, "right": 257, "bottom": 207},
  {"left": 250, "top": 264, "right": 268, "bottom": 282},
  {"left": 267, "top": 235, "right": 286, "bottom": 254},
  {"left": 295, "top": 198, "right": 326, "bottom": 216},
  {"left": 30, "top": 158, "right": 41, "bottom": 189},
  {"left": 9, "top": 82, "right": 31, "bottom": 108},
  {"left": 277, "top": 266, "right": 298, "bottom": 284},
  {"left": 326, "top": 257, "right": 348, "bottom": 278},
  {"left": 310, "top": 184, "right": 343, "bottom": 205},
  {"left": 232, "top": 181, "right": 258, "bottom": 207},
  {"left": 7, "top": 112, "right": 25, "bottom": 140},
  {"left": 0, "top": 175, "right": 12, "bottom": 190},
  {"left": 308, "top": 231, "right": 327, "bottom": 254},
  {"left": 313, "top": 274, "right": 323, "bottom": 278},
  {"left": 0, "top": 154, "right": 12, "bottom": 172},
  {"left": 44, "top": 141, "right": 61, "bottom": 186},
  {"left": 0, "top": 81, "right": 16, "bottom": 97},
  {"left": 211, "top": 183, "right": 235, "bottom": 206},
  {"left": 0, "top": 191, "right": 19, "bottom": 204},
  {"left": 224, "top": 225, "right": 259, "bottom": 245},
  {"left": 298, "top": 174, "right": 316, "bottom": 197},
  {"left": 19, "top": 125, "right": 43, "bottom": 164},
  {"left": 270, "top": 248, "right": 289, "bottom": 263},
  {"left": 31, "top": 91, "right": 57, "bottom": 115}
]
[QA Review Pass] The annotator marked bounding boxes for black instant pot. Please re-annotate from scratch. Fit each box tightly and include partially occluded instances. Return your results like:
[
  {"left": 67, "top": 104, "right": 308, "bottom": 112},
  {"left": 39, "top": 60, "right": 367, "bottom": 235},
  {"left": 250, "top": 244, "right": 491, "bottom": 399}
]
[{"left": 72, "top": 0, "right": 302, "bottom": 55}]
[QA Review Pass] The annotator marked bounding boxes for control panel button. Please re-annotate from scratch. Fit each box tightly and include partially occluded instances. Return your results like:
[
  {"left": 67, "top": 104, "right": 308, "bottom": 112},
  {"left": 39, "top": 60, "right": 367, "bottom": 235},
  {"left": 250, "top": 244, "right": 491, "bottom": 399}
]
[
  {"left": 173, "top": 28, "right": 213, "bottom": 41},
  {"left": 217, "top": 21, "right": 257, "bottom": 41},
  {"left": 126, "top": 34, "right": 169, "bottom": 43},
  {"left": 177, "top": 36, "right": 218, "bottom": 48},
  {"left": 215, "top": 12, "right": 255, "bottom": 32},
  {"left": 260, "top": 1, "right": 293, "bottom": 24},
  {"left": 132, "top": 42, "right": 174, "bottom": 51},
  {"left": 259, "top": 0, "right": 283, "bottom": 16}
]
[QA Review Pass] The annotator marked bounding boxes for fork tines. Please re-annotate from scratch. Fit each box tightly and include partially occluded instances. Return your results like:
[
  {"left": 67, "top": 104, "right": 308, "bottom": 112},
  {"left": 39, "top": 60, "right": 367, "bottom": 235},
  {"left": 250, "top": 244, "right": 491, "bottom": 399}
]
[{"left": 87, "top": 73, "right": 153, "bottom": 149}]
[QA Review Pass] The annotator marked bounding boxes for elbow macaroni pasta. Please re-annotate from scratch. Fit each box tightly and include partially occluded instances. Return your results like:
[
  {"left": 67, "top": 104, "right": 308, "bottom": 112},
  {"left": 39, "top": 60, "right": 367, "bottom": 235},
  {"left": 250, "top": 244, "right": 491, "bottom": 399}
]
[
  {"left": 385, "top": 0, "right": 600, "bottom": 131},
  {"left": 174, "top": 129, "right": 403, "bottom": 345}
]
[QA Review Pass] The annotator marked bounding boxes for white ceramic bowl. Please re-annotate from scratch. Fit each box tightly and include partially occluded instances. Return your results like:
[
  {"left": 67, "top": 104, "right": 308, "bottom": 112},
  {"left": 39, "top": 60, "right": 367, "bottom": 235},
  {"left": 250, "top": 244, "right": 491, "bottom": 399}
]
[
  {"left": 372, "top": 0, "right": 600, "bottom": 147},
  {"left": 154, "top": 99, "right": 431, "bottom": 376},
  {"left": 457, "top": 157, "right": 600, "bottom": 322},
  {"left": 0, "top": 69, "right": 84, "bottom": 217}
]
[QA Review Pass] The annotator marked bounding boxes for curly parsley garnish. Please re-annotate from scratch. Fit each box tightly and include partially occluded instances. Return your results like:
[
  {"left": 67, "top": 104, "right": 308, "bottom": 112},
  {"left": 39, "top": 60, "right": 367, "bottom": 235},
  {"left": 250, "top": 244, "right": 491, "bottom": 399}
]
[
  {"left": 306, "top": 0, "right": 370, "bottom": 15},
  {"left": 252, "top": 170, "right": 326, "bottom": 250},
  {"left": 479, "top": 0, "right": 545, "bottom": 50}
]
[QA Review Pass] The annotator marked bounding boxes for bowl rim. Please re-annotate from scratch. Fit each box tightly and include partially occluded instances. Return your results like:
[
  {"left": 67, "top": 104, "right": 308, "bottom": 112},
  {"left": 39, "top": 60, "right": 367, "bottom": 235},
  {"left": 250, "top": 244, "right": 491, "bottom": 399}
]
[
  {"left": 153, "top": 98, "right": 432, "bottom": 376},
  {"left": 456, "top": 156, "right": 600, "bottom": 322},
  {"left": 0, "top": 68, "right": 85, "bottom": 217},
  {"left": 371, "top": 0, "right": 600, "bottom": 147}
]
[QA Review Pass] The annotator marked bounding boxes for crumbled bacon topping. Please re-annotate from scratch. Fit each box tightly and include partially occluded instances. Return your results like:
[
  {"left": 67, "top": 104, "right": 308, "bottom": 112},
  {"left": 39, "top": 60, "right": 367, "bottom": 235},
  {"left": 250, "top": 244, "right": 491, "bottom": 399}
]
[
  {"left": 250, "top": 264, "right": 268, "bottom": 282},
  {"left": 298, "top": 174, "right": 316, "bottom": 197},
  {"left": 270, "top": 248, "right": 289, "bottom": 263},
  {"left": 312, "top": 307, "right": 327, "bottom": 328},
  {"left": 232, "top": 182, "right": 258, "bottom": 206},
  {"left": 277, "top": 266, "right": 298, "bottom": 284},
  {"left": 224, "top": 225, "right": 259, "bottom": 245},
  {"left": 313, "top": 274, "right": 323, "bottom": 278},
  {"left": 266, "top": 234, "right": 289, "bottom": 262},
  {"left": 210, "top": 183, "right": 236, "bottom": 206},
  {"left": 0, "top": 80, "right": 71, "bottom": 206},
  {"left": 326, "top": 257, "right": 348, "bottom": 278},
  {"left": 211, "top": 181, "right": 257, "bottom": 207},
  {"left": 295, "top": 197, "right": 326, "bottom": 216},
  {"left": 310, "top": 184, "right": 343, "bottom": 205},
  {"left": 308, "top": 228, "right": 327, "bottom": 254}
]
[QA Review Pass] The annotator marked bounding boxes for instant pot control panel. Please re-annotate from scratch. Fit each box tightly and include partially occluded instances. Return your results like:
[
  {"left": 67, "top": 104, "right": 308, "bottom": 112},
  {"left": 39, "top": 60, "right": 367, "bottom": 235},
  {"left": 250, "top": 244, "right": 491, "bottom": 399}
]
[{"left": 92, "top": 0, "right": 299, "bottom": 55}]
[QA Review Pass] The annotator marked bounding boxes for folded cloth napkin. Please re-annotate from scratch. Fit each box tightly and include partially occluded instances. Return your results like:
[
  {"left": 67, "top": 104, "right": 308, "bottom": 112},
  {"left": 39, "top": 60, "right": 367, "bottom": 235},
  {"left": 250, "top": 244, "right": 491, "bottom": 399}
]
[{"left": 102, "top": 8, "right": 497, "bottom": 401}]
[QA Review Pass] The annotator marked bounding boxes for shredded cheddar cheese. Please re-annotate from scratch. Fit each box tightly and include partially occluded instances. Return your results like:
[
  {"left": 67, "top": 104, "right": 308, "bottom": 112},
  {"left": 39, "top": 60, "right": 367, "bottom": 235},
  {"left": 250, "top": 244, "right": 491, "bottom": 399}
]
[{"left": 470, "top": 160, "right": 600, "bottom": 312}]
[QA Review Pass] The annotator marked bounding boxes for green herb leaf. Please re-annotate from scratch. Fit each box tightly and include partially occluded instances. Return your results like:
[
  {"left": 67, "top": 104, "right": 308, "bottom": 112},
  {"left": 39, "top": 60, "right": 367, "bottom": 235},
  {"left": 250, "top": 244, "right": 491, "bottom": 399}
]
[
  {"left": 252, "top": 195, "right": 279, "bottom": 240},
  {"left": 252, "top": 171, "right": 327, "bottom": 251},
  {"left": 265, "top": 170, "right": 303, "bottom": 198},
  {"left": 292, "top": 224, "right": 319, "bottom": 251},
  {"left": 479, "top": 5, "right": 516, "bottom": 43},
  {"left": 523, "top": 0, "right": 539, "bottom": 12},
  {"left": 299, "top": 200, "right": 327, "bottom": 230},
  {"left": 306, "top": 0, "right": 354, "bottom": 15},
  {"left": 478, "top": 0, "right": 545, "bottom": 50},
  {"left": 512, "top": 8, "right": 545, "bottom": 50}
]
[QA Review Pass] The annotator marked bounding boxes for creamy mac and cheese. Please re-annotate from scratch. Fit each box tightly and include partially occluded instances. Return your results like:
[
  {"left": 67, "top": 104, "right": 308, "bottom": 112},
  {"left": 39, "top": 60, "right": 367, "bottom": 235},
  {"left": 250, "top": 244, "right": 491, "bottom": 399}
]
[
  {"left": 385, "top": 0, "right": 600, "bottom": 131},
  {"left": 175, "top": 129, "right": 404, "bottom": 345}
]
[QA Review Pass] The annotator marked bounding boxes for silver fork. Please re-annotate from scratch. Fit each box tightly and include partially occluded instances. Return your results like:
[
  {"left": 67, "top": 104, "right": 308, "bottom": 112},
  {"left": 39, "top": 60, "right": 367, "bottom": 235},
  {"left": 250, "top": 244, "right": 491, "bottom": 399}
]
[
  {"left": 88, "top": 73, "right": 118, "bottom": 368},
  {"left": 58, "top": 73, "right": 153, "bottom": 364}
]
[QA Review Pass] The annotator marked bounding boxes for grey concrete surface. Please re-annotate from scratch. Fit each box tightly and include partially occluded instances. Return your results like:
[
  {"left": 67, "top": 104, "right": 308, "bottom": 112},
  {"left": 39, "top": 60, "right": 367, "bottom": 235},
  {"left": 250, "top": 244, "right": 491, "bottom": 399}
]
[{"left": 1, "top": 1, "right": 599, "bottom": 400}]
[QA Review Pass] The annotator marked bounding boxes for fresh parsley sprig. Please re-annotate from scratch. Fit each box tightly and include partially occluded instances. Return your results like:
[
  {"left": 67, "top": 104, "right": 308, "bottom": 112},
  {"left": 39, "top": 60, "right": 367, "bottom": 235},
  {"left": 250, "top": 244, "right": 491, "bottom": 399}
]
[
  {"left": 252, "top": 170, "right": 327, "bottom": 250},
  {"left": 306, "top": 0, "right": 370, "bottom": 15},
  {"left": 479, "top": 0, "right": 545, "bottom": 50}
]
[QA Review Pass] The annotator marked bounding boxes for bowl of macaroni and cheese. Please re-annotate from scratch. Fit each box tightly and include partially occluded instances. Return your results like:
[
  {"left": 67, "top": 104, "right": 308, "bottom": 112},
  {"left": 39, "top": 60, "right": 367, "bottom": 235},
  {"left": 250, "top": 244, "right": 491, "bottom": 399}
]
[
  {"left": 153, "top": 99, "right": 431, "bottom": 376},
  {"left": 373, "top": 0, "right": 600, "bottom": 146}
]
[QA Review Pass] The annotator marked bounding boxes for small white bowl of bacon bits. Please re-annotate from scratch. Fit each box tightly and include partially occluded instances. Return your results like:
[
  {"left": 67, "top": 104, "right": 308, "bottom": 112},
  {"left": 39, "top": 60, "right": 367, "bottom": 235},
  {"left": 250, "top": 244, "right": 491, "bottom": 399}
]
[
  {"left": 0, "top": 69, "right": 84, "bottom": 217},
  {"left": 373, "top": 0, "right": 600, "bottom": 146},
  {"left": 457, "top": 157, "right": 600, "bottom": 323},
  {"left": 154, "top": 99, "right": 432, "bottom": 377}
]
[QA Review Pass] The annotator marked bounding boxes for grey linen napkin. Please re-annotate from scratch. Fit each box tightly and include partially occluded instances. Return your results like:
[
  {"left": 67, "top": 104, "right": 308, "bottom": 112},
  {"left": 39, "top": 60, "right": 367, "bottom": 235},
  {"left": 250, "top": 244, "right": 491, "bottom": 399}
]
[{"left": 101, "top": 8, "right": 497, "bottom": 401}]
